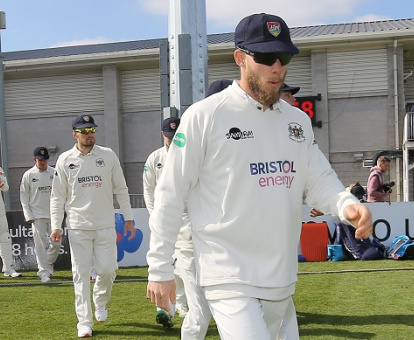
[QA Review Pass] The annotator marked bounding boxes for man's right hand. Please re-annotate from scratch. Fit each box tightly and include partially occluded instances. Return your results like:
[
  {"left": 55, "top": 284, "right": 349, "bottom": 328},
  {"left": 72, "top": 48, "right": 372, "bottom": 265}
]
[
  {"left": 50, "top": 229, "right": 62, "bottom": 242},
  {"left": 147, "top": 280, "right": 176, "bottom": 313}
]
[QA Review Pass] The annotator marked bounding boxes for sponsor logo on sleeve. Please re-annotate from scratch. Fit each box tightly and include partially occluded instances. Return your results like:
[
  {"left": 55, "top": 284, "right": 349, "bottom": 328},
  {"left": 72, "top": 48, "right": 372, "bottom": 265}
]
[{"left": 173, "top": 133, "right": 186, "bottom": 147}]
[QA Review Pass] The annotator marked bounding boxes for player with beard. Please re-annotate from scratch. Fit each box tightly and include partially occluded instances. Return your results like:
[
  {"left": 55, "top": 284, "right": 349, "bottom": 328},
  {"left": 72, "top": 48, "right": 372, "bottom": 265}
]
[
  {"left": 146, "top": 13, "right": 373, "bottom": 339},
  {"left": 50, "top": 114, "right": 135, "bottom": 338}
]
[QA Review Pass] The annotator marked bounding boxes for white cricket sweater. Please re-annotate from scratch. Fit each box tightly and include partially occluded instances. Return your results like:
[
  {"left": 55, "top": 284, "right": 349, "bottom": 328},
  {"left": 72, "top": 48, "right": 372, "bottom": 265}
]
[
  {"left": 147, "top": 82, "right": 358, "bottom": 300},
  {"left": 20, "top": 165, "right": 54, "bottom": 221},
  {"left": 50, "top": 144, "right": 133, "bottom": 231},
  {"left": 143, "top": 146, "right": 192, "bottom": 250}
]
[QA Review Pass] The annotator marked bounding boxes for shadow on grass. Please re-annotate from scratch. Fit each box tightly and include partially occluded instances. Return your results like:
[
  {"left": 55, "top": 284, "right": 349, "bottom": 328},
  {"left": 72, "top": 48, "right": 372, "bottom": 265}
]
[
  {"left": 93, "top": 322, "right": 219, "bottom": 338},
  {"left": 298, "top": 311, "right": 414, "bottom": 339},
  {"left": 300, "top": 328, "right": 375, "bottom": 339},
  {"left": 94, "top": 322, "right": 181, "bottom": 338}
]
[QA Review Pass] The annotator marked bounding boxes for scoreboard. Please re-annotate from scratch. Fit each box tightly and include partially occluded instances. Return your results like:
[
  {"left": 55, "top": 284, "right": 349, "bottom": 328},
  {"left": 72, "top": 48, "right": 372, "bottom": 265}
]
[{"left": 293, "top": 94, "right": 322, "bottom": 128}]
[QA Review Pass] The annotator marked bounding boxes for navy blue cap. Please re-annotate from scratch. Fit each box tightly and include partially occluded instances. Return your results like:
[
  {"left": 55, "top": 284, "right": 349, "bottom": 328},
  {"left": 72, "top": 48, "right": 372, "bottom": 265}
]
[
  {"left": 72, "top": 114, "right": 98, "bottom": 130},
  {"left": 162, "top": 117, "right": 180, "bottom": 138},
  {"left": 282, "top": 83, "right": 300, "bottom": 95},
  {"left": 34, "top": 147, "right": 50, "bottom": 160},
  {"left": 206, "top": 79, "right": 232, "bottom": 97},
  {"left": 235, "top": 13, "right": 299, "bottom": 54}
]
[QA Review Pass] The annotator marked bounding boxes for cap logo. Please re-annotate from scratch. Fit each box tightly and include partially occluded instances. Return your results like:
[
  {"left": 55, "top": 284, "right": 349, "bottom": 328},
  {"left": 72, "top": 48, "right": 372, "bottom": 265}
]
[
  {"left": 267, "top": 22, "right": 281, "bottom": 37},
  {"left": 170, "top": 122, "right": 177, "bottom": 130},
  {"left": 40, "top": 150, "right": 45, "bottom": 155},
  {"left": 82, "top": 115, "right": 90, "bottom": 122}
]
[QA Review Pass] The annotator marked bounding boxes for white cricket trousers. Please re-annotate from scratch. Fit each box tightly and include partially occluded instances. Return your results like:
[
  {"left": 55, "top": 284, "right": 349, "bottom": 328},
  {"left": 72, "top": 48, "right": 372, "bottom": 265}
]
[
  {"left": 0, "top": 214, "right": 14, "bottom": 272},
  {"left": 209, "top": 296, "right": 299, "bottom": 340},
  {"left": 32, "top": 218, "right": 61, "bottom": 276},
  {"left": 68, "top": 227, "right": 117, "bottom": 328},
  {"left": 174, "top": 248, "right": 187, "bottom": 311},
  {"left": 278, "top": 298, "right": 299, "bottom": 340},
  {"left": 177, "top": 248, "right": 212, "bottom": 340}
]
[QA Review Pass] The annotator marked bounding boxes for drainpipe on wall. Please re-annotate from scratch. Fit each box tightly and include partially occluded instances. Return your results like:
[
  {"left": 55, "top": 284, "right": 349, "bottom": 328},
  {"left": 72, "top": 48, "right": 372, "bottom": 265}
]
[{"left": 393, "top": 38, "right": 401, "bottom": 202}]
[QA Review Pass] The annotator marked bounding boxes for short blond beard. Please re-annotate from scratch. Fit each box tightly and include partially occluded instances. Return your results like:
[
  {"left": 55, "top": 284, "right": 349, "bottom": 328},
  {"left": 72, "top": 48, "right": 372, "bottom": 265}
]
[{"left": 246, "top": 70, "right": 282, "bottom": 107}]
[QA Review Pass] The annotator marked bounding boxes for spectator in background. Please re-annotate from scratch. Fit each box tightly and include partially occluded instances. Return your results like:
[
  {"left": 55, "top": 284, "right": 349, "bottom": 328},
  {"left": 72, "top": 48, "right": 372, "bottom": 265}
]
[
  {"left": 50, "top": 114, "right": 136, "bottom": 338},
  {"left": 280, "top": 83, "right": 300, "bottom": 106},
  {"left": 346, "top": 182, "right": 366, "bottom": 202},
  {"left": 366, "top": 156, "right": 391, "bottom": 202},
  {"left": 146, "top": 13, "right": 373, "bottom": 339},
  {"left": 0, "top": 168, "right": 22, "bottom": 278},
  {"left": 20, "top": 147, "right": 60, "bottom": 284}
]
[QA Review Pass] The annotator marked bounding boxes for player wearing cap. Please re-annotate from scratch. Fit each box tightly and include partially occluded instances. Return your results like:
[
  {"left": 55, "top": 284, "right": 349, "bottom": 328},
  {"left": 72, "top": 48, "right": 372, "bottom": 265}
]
[
  {"left": 143, "top": 117, "right": 182, "bottom": 328},
  {"left": 146, "top": 13, "right": 373, "bottom": 339},
  {"left": 205, "top": 79, "right": 232, "bottom": 98},
  {"left": 20, "top": 147, "right": 59, "bottom": 283},
  {"left": 280, "top": 83, "right": 300, "bottom": 106},
  {"left": 143, "top": 117, "right": 212, "bottom": 338},
  {"left": 50, "top": 114, "right": 136, "bottom": 338},
  {"left": 0, "top": 168, "right": 22, "bottom": 278}
]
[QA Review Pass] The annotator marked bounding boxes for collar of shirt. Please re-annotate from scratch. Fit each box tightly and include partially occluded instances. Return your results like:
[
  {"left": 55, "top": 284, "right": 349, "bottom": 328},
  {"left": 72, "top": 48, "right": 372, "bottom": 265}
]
[
  {"left": 35, "top": 166, "right": 49, "bottom": 173},
  {"left": 232, "top": 81, "right": 282, "bottom": 113},
  {"left": 73, "top": 144, "right": 97, "bottom": 156}
]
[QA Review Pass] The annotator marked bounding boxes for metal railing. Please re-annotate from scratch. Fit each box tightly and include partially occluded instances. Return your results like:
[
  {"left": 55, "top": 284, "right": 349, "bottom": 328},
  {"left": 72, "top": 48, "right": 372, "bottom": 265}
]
[
  {"left": 113, "top": 194, "right": 146, "bottom": 209},
  {"left": 129, "top": 194, "right": 146, "bottom": 209}
]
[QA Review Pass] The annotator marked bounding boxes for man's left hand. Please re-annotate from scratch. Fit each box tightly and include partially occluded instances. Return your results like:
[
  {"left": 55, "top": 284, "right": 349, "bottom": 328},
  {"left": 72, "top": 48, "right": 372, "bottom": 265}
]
[{"left": 343, "top": 204, "right": 373, "bottom": 239}]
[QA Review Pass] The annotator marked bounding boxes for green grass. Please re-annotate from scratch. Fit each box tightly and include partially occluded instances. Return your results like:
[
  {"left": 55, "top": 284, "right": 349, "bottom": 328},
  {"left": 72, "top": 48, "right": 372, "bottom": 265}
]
[
  {"left": 0, "top": 267, "right": 219, "bottom": 340},
  {"left": 1, "top": 261, "right": 413, "bottom": 339},
  {"left": 296, "top": 260, "right": 414, "bottom": 339}
]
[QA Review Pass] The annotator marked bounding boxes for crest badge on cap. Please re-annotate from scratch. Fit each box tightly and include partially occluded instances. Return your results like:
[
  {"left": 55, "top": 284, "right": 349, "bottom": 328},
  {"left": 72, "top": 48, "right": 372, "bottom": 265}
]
[
  {"left": 83, "top": 115, "right": 90, "bottom": 122},
  {"left": 267, "top": 22, "right": 281, "bottom": 37},
  {"left": 170, "top": 122, "right": 177, "bottom": 130}
]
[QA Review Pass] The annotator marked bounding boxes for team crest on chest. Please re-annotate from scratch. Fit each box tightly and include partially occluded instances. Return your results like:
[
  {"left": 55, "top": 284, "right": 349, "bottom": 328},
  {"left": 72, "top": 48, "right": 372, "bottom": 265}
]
[
  {"left": 96, "top": 158, "right": 105, "bottom": 167},
  {"left": 288, "top": 123, "right": 306, "bottom": 143}
]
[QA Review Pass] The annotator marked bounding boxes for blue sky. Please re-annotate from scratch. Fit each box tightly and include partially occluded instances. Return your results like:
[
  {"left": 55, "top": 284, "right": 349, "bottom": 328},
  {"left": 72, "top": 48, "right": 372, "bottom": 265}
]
[{"left": 0, "top": 0, "right": 413, "bottom": 52}]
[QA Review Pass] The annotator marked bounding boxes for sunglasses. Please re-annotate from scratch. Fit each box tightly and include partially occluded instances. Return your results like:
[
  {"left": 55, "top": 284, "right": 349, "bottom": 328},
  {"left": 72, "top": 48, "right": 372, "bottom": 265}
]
[
  {"left": 239, "top": 48, "right": 293, "bottom": 66},
  {"left": 74, "top": 127, "right": 96, "bottom": 134}
]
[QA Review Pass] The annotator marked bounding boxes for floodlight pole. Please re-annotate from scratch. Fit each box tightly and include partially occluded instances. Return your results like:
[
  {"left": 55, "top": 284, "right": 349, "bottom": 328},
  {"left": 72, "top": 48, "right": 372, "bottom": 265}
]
[
  {"left": 0, "top": 11, "right": 10, "bottom": 210},
  {"left": 167, "top": 0, "right": 208, "bottom": 117}
]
